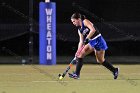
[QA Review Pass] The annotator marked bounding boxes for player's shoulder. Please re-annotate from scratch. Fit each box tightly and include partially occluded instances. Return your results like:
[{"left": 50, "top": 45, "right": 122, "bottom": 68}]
[
  {"left": 83, "top": 19, "right": 89, "bottom": 23},
  {"left": 83, "top": 19, "right": 93, "bottom": 26}
]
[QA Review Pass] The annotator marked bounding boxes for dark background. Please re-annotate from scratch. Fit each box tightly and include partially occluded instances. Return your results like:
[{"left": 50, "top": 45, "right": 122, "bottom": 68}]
[
  {"left": 1, "top": 0, "right": 140, "bottom": 23},
  {"left": 0, "top": 0, "right": 140, "bottom": 64}
]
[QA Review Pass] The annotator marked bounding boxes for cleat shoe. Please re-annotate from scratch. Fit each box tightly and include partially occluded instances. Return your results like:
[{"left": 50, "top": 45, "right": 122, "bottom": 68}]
[
  {"left": 68, "top": 73, "right": 74, "bottom": 78},
  {"left": 68, "top": 73, "right": 80, "bottom": 79},
  {"left": 113, "top": 68, "right": 119, "bottom": 79}
]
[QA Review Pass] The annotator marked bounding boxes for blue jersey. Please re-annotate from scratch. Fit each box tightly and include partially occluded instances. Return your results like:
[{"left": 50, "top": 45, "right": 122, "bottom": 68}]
[
  {"left": 78, "top": 21, "right": 100, "bottom": 40},
  {"left": 78, "top": 20, "right": 108, "bottom": 51}
]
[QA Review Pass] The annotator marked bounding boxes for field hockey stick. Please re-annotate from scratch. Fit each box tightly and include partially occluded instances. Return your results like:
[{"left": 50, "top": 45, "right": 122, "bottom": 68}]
[{"left": 58, "top": 45, "right": 85, "bottom": 80}]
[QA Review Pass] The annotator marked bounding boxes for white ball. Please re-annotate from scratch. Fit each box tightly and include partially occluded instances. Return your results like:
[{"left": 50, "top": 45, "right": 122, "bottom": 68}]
[{"left": 59, "top": 76, "right": 63, "bottom": 80}]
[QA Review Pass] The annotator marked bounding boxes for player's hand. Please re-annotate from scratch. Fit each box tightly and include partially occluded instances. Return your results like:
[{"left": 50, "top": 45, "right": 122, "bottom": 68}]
[{"left": 84, "top": 38, "right": 90, "bottom": 45}]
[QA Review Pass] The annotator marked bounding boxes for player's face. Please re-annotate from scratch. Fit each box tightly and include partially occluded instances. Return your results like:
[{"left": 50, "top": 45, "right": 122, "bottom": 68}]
[{"left": 71, "top": 18, "right": 80, "bottom": 27}]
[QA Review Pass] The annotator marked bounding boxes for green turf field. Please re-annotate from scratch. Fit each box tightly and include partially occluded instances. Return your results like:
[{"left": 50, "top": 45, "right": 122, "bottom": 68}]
[{"left": 0, "top": 64, "right": 139, "bottom": 93}]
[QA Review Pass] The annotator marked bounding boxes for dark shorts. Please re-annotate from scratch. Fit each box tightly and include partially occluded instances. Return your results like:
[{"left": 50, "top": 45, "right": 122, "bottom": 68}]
[{"left": 89, "top": 34, "right": 108, "bottom": 51}]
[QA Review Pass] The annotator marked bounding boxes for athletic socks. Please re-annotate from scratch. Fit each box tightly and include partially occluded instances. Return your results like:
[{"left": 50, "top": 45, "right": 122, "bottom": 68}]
[
  {"left": 75, "top": 58, "right": 83, "bottom": 76},
  {"left": 102, "top": 60, "right": 115, "bottom": 73}
]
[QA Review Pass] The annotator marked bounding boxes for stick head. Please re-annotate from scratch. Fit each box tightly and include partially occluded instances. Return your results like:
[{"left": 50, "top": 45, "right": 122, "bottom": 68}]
[
  {"left": 58, "top": 74, "right": 63, "bottom": 80},
  {"left": 58, "top": 74, "right": 61, "bottom": 77}
]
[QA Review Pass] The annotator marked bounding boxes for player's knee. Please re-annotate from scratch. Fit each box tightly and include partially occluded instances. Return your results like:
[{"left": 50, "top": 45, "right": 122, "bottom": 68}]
[
  {"left": 96, "top": 58, "right": 104, "bottom": 63},
  {"left": 77, "top": 54, "right": 84, "bottom": 58},
  {"left": 77, "top": 52, "right": 85, "bottom": 58}
]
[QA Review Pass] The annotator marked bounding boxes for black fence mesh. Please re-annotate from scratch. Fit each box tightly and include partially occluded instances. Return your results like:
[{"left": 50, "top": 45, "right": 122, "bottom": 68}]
[{"left": 0, "top": 0, "right": 140, "bottom": 64}]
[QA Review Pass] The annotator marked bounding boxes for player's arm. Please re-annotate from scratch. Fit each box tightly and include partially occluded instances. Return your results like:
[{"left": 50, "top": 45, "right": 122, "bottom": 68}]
[
  {"left": 83, "top": 19, "right": 96, "bottom": 39},
  {"left": 78, "top": 29, "right": 84, "bottom": 49},
  {"left": 75, "top": 30, "right": 84, "bottom": 56}
]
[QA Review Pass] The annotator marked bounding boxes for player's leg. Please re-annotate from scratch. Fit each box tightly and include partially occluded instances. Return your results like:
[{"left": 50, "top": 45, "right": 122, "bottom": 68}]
[
  {"left": 69, "top": 44, "right": 94, "bottom": 79},
  {"left": 78, "top": 44, "right": 94, "bottom": 58},
  {"left": 76, "top": 44, "right": 94, "bottom": 75},
  {"left": 95, "top": 50, "right": 119, "bottom": 79}
]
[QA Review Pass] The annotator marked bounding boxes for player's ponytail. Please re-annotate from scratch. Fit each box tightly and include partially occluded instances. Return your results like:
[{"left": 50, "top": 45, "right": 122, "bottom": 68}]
[
  {"left": 71, "top": 13, "right": 86, "bottom": 20},
  {"left": 81, "top": 15, "right": 86, "bottom": 20}
]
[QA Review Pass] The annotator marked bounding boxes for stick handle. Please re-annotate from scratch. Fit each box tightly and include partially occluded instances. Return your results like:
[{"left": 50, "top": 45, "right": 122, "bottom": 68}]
[
  {"left": 61, "top": 46, "right": 85, "bottom": 78},
  {"left": 62, "top": 58, "right": 75, "bottom": 77}
]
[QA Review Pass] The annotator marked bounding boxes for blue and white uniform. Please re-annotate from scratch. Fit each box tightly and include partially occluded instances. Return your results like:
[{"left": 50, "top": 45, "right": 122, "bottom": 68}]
[{"left": 78, "top": 21, "right": 108, "bottom": 51}]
